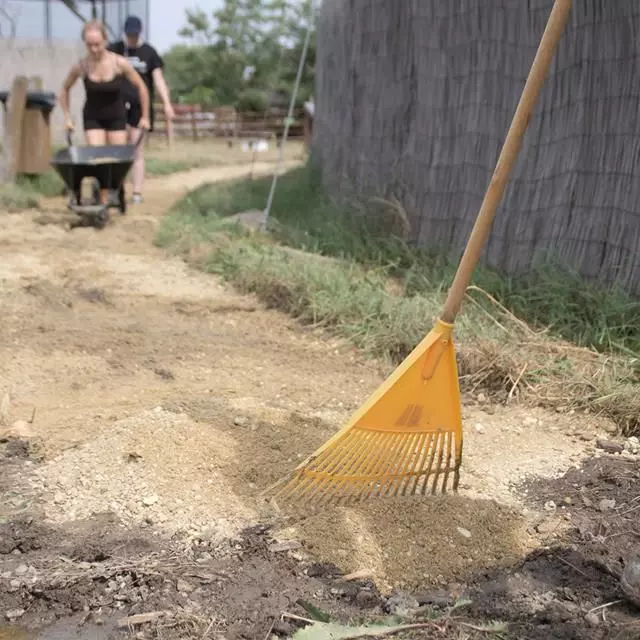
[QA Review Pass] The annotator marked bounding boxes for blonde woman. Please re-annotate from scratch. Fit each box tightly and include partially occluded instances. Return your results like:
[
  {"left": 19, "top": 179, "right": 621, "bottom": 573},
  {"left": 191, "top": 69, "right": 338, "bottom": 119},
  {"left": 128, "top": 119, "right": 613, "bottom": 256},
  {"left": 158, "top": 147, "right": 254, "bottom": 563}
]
[{"left": 59, "top": 21, "right": 150, "bottom": 203}]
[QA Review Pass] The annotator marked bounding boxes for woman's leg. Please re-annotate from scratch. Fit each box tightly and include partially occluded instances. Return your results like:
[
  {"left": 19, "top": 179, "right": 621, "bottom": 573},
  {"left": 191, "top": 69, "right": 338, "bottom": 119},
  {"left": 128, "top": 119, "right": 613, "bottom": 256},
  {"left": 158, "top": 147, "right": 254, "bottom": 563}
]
[
  {"left": 85, "top": 129, "right": 109, "bottom": 204},
  {"left": 105, "top": 130, "right": 127, "bottom": 206},
  {"left": 127, "top": 125, "right": 145, "bottom": 202}
]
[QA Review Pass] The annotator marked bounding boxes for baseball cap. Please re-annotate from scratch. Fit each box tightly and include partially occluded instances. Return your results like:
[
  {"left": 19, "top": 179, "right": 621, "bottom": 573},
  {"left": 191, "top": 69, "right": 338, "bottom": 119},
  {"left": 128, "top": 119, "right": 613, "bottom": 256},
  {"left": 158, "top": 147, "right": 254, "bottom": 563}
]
[{"left": 124, "top": 15, "right": 142, "bottom": 35}]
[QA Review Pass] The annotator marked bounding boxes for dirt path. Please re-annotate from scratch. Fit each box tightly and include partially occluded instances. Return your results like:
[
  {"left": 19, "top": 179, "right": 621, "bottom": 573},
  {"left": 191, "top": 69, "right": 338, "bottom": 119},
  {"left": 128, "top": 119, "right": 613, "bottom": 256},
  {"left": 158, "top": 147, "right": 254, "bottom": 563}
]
[{"left": 0, "top": 160, "right": 635, "bottom": 639}]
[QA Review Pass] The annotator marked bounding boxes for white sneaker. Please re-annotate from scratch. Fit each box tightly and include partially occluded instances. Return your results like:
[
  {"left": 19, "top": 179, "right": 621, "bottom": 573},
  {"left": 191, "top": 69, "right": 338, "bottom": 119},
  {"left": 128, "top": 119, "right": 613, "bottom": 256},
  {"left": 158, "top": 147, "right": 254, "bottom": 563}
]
[{"left": 132, "top": 193, "right": 144, "bottom": 204}]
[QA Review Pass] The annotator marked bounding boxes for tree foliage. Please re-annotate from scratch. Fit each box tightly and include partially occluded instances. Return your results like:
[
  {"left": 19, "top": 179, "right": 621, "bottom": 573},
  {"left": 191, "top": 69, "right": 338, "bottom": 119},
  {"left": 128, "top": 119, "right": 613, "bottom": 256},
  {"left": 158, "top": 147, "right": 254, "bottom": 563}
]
[{"left": 163, "top": 0, "right": 315, "bottom": 110}]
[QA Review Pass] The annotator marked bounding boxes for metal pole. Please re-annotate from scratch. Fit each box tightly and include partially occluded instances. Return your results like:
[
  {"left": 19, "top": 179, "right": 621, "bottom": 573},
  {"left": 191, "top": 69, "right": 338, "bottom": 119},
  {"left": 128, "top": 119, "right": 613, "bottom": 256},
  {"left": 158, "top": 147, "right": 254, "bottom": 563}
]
[
  {"left": 263, "top": 1, "right": 314, "bottom": 227},
  {"left": 44, "top": 0, "right": 51, "bottom": 40}
]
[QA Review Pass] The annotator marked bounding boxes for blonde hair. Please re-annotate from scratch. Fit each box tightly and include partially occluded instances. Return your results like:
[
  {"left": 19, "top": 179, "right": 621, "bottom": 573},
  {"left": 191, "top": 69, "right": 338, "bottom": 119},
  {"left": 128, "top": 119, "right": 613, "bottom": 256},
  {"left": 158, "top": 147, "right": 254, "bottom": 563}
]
[{"left": 82, "top": 20, "right": 108, "bottom": 41}]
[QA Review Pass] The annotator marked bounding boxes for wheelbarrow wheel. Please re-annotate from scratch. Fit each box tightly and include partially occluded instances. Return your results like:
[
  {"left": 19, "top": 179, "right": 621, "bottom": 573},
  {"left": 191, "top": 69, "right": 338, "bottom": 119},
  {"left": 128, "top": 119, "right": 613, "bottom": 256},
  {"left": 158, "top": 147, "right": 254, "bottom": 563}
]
[{"left": 94, "top": 208, "right": 109, "bottom": 229}]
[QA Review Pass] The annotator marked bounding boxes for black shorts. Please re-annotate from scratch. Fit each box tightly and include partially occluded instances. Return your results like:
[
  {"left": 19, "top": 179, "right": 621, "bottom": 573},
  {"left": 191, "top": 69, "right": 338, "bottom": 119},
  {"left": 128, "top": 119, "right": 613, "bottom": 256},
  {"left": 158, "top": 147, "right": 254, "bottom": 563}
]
[
  {"left": 125, "top": 102, "right": 155, "bottom": 131},
  {"left": 83, "top": 115, "right": 127, "bottom": 131}
]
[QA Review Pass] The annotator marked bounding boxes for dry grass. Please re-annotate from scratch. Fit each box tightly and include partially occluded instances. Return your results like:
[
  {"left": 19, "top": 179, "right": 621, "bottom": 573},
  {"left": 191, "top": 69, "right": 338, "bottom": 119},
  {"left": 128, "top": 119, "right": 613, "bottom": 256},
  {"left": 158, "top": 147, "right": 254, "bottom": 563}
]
[
  {"left": 144, "top": 135, "right": 306, "bottom": 173},
  {"left": 157, "top": 211, "right": 640, "bottom": 437}
]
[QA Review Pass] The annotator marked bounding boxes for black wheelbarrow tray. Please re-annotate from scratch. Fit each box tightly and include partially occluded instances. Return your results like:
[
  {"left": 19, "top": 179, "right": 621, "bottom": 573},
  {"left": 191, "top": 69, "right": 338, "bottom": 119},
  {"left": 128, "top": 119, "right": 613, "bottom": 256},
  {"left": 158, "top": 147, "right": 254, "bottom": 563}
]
[{"left": 50, "top": 133, "right": 143, "bottom": 228}]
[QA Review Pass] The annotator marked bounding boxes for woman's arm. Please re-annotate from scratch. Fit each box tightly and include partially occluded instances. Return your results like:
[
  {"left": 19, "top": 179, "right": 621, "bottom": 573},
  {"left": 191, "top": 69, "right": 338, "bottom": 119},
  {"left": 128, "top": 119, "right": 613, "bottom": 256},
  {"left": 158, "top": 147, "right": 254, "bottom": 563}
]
[
  {"left": 117, "top": 55, "right": 150, "bottom": 124},
  {"left": 59, "top": 63, "right": 81, "bottom": 128}
]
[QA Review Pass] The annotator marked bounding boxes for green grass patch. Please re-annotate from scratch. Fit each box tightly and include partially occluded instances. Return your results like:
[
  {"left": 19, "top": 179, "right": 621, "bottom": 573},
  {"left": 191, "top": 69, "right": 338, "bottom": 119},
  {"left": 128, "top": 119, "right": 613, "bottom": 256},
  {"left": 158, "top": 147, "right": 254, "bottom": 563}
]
[
  {"left": 0, "top": 170, "right": 66, "bottom": 212},
  {"left": 145, "top": 156, "right": 211, "bottom": 176},
  {"left": 0, "top": 183, "right": 41, "bottom": 211},
  {"left": 157, "top": 164, "right": 640, "bottom": 436},
  {"left": 171, "top": 165, "right": 640, "bottom": 357},
  {"left": 16, "top": 171, "right": 65, "bottom": 198}
]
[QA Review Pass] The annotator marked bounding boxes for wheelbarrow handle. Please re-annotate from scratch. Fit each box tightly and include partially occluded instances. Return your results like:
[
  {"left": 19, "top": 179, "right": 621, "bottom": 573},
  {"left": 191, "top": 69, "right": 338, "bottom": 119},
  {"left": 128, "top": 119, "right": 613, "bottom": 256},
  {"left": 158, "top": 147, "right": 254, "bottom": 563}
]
[{"left": 135, "top": 130, "right": 146, "bottom": 150}]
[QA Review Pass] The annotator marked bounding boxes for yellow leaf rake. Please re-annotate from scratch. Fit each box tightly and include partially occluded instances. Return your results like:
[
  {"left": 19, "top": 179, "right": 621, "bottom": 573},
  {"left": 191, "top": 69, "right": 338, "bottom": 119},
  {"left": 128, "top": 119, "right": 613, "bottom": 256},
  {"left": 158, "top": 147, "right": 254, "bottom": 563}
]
[{"left": 268, "top": 0, "right": 574, "bottom": 506}]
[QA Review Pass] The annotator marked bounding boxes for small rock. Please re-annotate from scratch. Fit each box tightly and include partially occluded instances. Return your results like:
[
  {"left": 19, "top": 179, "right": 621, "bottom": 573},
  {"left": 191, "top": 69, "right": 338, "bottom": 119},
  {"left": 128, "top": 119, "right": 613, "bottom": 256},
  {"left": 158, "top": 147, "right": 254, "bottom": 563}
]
[
  {"left": 5, "top": 609, "right": 25, "bottom": 621},
  {"left": 355, "top": 589, "right": 379, "bottom": 608},
  {"left": 563, "top": 497, "right": 572, "bottom": 505},
  {"left": 523, "top": 416, "right": 538, "bottom": 426},
  {"left": 53, "top": 492, "right": 65, "bottom": 504},
  {"left": 621, "top": 553, "right": 640, "bottom": 608},
  {"left": 0, "top": 535, "right": 15, "bottom": 555},
  {"left": 598, "top": 498, "right": 616, "bottom": 512},
  {"left": 473, "top": 423, "right": 485, "bottom": 434},
  {"left": 625, "top": 437, "right": 640, "bottom": 455},
  {"left": 584, "top": 612, "right": 600, "bottom": 627},
  {"left": 456, "top": 527, "right": 472, "bottom": 539},
  {"left": 233, "top": 417, "right": 248, "bottom": 427},
  {"left": 272, "top": 621, "right": 294, "bottom": 636},
  {"left": 535, "top": 519, "right": 559, "bottom": 535},
  {"left": 9, "top": 579, "right": 20, "bottom": 590},
  {"left": 142, "top": 495, "right": 158, "bottom": 507},
  {"left": 14, "top": 564, "right": 28, "bottom": 576},
  {"left": 176, "top": 579, "right": 195, "bottom": 593},
  {"left": 477, "top": 393, "right": 487, "bottom": 403},
  {"left": 385, "top": 590, "right": 420, "bottom": 617},
  {"left": 596, "top": 439, "right": 624, "bottom": 454},
  {"left": 268, "top": 540, "right": 302, "bottom": 553},
  {"left": 544, "top": 500, "right": 557, "bottom": 512},
  {"left": 0, "top": 393, "right": 10, "bottom": 427}
]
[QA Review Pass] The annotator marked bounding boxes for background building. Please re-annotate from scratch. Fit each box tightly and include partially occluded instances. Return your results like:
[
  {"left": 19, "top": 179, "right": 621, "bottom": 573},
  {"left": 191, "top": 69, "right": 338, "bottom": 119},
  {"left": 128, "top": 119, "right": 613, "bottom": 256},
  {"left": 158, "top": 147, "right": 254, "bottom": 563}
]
[{"left": 0, "top": 0, "right": 150, "bottom": 41}]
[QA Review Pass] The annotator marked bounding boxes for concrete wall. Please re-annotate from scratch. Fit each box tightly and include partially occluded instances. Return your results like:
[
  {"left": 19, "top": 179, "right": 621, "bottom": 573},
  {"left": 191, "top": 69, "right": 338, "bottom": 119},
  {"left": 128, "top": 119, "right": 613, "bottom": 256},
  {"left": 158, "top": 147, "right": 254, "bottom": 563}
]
[{"left": 0, "top": 39, "right": 86, "bottom": 146}]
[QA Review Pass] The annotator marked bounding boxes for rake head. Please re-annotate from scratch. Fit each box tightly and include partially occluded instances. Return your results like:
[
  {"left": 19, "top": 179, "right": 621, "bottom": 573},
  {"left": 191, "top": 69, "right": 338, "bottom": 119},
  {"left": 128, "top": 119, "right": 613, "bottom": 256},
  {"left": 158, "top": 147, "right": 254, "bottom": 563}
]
[{"left": 270, "top": 320, "right": 464, "bottom": 507}]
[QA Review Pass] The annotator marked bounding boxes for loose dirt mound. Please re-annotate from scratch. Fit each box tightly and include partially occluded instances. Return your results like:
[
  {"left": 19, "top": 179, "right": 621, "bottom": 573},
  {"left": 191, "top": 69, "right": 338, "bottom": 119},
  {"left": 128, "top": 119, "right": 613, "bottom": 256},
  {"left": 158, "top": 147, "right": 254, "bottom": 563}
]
[{"left": 277, "top": 495, "right": 534, "bottom": 590}]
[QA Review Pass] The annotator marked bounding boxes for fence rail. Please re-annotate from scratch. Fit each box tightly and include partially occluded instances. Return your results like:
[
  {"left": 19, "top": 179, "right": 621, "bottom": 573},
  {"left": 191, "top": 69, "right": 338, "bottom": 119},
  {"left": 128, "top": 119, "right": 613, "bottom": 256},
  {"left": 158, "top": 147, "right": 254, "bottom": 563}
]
[
  {"left": 152, "top": 103, "right": 306, "bottom": 141},
  {"left": 314, "top": 0, "right": 640, "bottom": 294}
]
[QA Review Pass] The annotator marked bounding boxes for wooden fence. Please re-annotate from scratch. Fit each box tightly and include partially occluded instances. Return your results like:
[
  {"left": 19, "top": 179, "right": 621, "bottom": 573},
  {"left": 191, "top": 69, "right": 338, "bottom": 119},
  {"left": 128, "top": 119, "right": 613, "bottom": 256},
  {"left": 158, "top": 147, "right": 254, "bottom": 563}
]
[
  {"left": 313, "top": 0, "right": 640, "bottom": 294},
  {"left": 151, "top": 103, "right": 306, "bottom": 142}
]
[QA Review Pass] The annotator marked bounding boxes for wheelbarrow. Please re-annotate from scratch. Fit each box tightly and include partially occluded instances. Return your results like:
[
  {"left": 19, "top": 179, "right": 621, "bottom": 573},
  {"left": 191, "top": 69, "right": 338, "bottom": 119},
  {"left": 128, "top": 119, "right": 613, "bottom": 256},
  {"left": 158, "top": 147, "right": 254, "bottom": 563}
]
[{"left": 50, "top": 132, "right": 144, "bottom": 229}]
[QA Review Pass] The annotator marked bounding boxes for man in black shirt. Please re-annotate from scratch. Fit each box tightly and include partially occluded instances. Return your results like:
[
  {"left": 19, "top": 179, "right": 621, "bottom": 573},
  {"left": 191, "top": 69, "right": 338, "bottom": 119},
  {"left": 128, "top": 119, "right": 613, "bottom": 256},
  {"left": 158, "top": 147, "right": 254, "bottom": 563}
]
[{"left": 108, "top": 15, "right": 174, "bottom": 204}]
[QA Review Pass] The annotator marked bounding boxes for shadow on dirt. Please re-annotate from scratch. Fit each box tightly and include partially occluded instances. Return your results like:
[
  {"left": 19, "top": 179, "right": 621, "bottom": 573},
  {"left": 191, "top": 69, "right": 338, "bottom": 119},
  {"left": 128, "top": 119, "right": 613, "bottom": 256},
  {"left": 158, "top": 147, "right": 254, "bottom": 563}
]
[{"left": 1, "top": 437, "right": 638, "bottom": 640}]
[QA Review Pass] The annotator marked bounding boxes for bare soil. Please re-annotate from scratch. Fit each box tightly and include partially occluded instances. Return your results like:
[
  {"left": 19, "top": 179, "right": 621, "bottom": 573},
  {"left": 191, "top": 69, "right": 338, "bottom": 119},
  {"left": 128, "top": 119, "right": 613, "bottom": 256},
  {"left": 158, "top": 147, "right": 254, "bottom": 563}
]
[{"left": 0, "top": 146, "right": 638, "bottom": 638}]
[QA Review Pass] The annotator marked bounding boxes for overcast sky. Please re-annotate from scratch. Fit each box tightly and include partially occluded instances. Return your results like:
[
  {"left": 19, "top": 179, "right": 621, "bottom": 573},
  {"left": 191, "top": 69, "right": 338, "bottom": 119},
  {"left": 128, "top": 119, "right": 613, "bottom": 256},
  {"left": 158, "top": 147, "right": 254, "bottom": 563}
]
[
  {"left": 3, "top": 0, "right": 218, "bottom": 53},
  {"left": 150, "top": 0, "right": 217, "bottom": 52}
]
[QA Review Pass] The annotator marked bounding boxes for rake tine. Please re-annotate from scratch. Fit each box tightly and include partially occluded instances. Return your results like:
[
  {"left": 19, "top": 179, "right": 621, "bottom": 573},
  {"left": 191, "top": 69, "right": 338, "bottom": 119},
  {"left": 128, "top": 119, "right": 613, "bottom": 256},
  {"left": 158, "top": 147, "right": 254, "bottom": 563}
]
[
  {"left": 376, "top": 432, "right": 419, "bottom": 499},
  {"left": 419, "top": 431, "right": 441, "bottom": 496},
  {"left": 429, "top": 431, "right": 447, "bottom": 494},
  {"left": 324, "top": 432, "right": 391, "bottom": 506},
  {"left": 357, "top": 431, "right": 410, "bottom": 501},
  {"left": 400, "top": 433, "right": 430, "bottom": 497},
  {"left": 312, "top": 430, "right": 385, "bottom": 506},
  {"left": 332, "top": 431, "right": 390, "bottom": 506},
  {"left": 440, "top": 431, "right": 454, "bottom": 493},
  {"left": 348, "top": 431, "right": 402, "bottom": 504}
]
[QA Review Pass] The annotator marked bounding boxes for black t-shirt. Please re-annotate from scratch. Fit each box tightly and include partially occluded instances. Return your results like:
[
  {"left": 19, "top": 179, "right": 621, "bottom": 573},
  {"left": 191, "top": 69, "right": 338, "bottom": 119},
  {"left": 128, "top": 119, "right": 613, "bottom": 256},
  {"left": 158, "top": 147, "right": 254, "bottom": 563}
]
[{"left": 108, "top": 41, "right": 163, "bottom": 109}]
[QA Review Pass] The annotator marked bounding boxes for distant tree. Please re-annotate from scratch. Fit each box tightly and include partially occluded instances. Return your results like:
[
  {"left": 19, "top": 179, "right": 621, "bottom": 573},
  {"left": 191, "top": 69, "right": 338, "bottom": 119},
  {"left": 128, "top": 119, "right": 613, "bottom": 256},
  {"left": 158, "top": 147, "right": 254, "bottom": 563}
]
[{"left": 163, "top": 0, "right": 315, "bottom": 110}]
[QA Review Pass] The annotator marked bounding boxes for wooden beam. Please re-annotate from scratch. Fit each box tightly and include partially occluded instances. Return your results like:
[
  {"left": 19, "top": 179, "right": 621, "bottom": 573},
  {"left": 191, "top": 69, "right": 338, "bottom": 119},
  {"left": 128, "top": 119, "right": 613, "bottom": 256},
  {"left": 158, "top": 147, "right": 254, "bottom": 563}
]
[{"left": 3, "top": 76, "right": 29, "bottom": 183}]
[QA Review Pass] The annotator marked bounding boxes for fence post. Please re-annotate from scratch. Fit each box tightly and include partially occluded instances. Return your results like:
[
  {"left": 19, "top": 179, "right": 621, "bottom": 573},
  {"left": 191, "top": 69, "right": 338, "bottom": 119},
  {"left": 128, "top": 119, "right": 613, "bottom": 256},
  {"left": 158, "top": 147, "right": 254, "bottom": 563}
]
[
  {"left": 3, "top": 75, "right": 29, "bottom": 183},
  {"left": 191, "top": 109, "right": 197, "bottom": 142}
]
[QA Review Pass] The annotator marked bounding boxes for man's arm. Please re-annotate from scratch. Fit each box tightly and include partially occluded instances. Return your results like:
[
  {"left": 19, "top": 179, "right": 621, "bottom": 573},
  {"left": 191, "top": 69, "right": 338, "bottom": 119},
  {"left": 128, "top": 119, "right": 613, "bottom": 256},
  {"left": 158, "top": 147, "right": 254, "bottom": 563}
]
[{"left": 149, "top": 48, "right": 174, "bottom": 119}]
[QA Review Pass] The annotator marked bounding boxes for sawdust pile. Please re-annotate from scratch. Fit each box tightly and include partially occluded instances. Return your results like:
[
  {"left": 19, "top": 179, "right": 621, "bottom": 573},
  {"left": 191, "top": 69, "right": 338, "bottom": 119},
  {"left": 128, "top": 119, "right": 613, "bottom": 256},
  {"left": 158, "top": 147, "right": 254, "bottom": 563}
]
[
  {"left": 278, "top": 495, "right": 534, "bottom": 591},
  {"left": 88, "top": 157, "right": 120, "bottom": 165}
]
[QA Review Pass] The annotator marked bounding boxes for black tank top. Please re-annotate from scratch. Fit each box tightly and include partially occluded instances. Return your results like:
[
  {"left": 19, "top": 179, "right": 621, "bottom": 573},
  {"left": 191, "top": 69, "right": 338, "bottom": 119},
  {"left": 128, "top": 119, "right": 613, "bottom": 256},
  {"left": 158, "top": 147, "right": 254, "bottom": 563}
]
[{"left": 82, "top": 55, "right": 126, "bottom": 121}]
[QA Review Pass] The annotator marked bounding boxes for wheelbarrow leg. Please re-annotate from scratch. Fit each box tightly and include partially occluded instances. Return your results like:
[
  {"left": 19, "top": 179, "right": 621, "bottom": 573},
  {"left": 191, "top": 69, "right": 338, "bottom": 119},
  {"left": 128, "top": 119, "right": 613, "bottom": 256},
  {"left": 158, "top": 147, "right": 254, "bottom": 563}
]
[{"left": 118, "top": 184, "right": 126, "bottom": 215}]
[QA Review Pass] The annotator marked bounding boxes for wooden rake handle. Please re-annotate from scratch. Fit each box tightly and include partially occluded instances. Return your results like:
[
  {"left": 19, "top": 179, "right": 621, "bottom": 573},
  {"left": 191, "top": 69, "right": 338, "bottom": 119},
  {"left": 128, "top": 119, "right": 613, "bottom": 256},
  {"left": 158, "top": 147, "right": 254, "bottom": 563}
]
[{"left": 440, "top": 0, "right": 573, "bottom": 324}]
